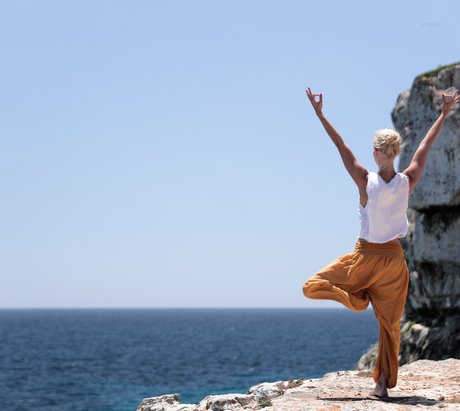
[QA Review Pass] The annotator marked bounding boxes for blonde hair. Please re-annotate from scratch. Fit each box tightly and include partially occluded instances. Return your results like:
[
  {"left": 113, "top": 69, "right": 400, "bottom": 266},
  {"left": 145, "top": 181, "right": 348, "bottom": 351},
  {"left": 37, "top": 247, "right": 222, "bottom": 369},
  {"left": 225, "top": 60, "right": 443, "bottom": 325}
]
[{"left": 373, "top": 129, "right": 401, "bottom": 157}]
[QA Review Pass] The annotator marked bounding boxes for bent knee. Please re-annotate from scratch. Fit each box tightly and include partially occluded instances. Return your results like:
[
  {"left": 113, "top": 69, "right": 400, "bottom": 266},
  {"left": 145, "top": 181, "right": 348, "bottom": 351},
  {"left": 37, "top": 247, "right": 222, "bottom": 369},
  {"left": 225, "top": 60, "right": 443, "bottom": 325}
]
[{"left": 302, "top": 280, "right": 315, "bottom": 298}]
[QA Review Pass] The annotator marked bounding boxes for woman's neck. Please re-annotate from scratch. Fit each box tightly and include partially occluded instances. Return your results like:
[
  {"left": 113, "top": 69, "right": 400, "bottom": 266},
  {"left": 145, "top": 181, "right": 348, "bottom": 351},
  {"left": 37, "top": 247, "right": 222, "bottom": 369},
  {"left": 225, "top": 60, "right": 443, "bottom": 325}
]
[{"left": 378, "top": 163, "right": 397, "bottom": 182}]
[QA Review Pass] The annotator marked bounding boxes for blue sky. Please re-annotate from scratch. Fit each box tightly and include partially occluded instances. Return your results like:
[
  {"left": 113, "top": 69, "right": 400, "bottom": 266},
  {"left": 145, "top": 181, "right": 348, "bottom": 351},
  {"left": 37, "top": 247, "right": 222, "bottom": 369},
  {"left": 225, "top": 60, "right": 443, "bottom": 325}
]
[{"left": 0, "top": 0, "right": 458, "bottom": 308}]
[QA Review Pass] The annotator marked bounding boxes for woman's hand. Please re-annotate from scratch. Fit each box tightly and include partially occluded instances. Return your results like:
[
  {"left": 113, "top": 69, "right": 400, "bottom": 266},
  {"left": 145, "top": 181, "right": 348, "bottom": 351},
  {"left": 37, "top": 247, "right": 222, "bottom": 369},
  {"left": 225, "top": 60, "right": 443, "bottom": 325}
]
[
  {"left": 441, "top": 89, "right": 459, "bottom": 114},
  {"left": 305, "top": 87, "right": 323, "bottom": 115}
]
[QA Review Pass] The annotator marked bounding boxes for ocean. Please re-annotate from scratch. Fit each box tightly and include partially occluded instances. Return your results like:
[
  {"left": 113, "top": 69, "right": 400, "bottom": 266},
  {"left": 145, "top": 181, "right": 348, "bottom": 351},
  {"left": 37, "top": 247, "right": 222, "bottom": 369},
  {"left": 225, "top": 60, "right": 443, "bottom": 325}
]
[{"left": 0, "top": 308, "right": 378, "bottom": 411}]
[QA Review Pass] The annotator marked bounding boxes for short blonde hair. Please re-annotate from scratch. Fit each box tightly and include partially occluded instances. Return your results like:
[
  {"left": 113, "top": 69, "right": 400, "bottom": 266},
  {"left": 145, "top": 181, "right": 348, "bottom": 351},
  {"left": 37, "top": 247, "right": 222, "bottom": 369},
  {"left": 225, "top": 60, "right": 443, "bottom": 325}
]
[{"left": 373, "top": 129, "right": 401, "bottom": 157}]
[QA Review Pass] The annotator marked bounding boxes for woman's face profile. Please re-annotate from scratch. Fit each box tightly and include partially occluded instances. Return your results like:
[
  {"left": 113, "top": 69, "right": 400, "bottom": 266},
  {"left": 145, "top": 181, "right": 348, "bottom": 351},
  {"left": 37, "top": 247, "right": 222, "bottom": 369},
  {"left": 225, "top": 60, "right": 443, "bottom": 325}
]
[
  {"left": 373, "top": 147, "right": 387, "bottom": 167},
  {"left": 373, "top": 147, "right": 381, "bottom": 164},
  {"left": 373, "top": 147, "right": 399, "bottom": 167}
]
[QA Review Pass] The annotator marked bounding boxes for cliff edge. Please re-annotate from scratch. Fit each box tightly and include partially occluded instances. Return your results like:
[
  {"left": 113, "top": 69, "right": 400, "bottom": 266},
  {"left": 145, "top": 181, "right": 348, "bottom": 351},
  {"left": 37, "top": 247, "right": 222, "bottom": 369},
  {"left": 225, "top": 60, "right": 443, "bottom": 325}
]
[{"left": 136, "top": 358, "right": 460, "bottom": 410}]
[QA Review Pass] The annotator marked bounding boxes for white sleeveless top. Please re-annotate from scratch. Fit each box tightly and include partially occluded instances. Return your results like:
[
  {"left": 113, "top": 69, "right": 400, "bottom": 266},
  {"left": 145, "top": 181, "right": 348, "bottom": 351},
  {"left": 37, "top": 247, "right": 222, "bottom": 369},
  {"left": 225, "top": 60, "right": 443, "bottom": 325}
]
[{"left": 358, "top": 171, "right": 410, "bottom": 243}]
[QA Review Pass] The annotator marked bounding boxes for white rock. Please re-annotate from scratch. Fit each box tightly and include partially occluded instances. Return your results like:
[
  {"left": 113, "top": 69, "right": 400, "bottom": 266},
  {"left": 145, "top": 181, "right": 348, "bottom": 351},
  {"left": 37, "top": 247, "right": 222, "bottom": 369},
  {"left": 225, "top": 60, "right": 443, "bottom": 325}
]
[
  {"left": 246, "top": 380, "right": 287, "bottom": 401},
  {"left": 136, "top": 393, "right": 197, "bottom": 411},
  {"left": 196, "top": 393, "right": 256, "bottom": 411}
]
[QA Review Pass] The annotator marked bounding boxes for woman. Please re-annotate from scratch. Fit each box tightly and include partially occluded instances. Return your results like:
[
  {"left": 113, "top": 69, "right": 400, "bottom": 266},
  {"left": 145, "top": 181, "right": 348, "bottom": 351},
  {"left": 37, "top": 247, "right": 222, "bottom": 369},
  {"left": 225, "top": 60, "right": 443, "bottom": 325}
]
[{"left": 302, "top": 87, "right": 459, "bottom": 398}]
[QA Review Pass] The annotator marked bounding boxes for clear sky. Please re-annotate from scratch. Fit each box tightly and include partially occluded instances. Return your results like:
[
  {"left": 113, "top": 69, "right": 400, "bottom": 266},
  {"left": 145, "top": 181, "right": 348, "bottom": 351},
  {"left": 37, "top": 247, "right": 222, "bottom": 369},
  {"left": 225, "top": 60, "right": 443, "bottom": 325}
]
[{"left": 0, "top": 0, "right": 458, "bottom": 308}]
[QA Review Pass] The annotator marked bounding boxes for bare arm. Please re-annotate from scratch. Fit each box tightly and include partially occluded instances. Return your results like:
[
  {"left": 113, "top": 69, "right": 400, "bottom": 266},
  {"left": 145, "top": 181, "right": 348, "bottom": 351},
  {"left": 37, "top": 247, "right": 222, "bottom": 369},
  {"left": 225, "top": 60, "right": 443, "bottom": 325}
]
[
  {"left": 305, "top": 88, "right": 368, "bottom": 188},
  {"left": 403, "top": 89, "right": 459, "bottom": 195}
]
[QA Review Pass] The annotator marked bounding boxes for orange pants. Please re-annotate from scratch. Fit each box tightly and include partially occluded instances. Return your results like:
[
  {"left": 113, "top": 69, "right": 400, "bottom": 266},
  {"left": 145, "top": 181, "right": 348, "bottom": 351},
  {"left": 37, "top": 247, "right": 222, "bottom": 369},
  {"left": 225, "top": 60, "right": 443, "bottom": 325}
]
[{"left": 302, "top": 239, "right": 409, "bottom": 389}]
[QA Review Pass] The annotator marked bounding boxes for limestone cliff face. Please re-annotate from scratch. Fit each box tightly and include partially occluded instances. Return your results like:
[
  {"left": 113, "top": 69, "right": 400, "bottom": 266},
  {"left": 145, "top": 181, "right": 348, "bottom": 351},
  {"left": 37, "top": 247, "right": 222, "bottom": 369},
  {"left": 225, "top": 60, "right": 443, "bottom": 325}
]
[{"left": 357, "top": 62, "right": 460, "bottom": 369}]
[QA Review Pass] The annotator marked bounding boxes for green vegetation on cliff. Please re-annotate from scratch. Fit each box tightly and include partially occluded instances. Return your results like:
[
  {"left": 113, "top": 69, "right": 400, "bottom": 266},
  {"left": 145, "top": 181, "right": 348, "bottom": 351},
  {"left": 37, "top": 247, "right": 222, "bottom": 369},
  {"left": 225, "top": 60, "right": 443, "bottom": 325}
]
[{"left": 414, "top": 61, "right": 460, "bottom": 81}]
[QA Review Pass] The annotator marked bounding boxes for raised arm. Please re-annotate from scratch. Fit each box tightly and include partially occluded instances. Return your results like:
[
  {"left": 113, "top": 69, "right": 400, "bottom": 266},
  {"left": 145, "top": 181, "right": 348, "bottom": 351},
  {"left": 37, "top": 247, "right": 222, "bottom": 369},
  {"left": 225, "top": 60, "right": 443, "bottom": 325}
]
[
  {"left": 402, "top": 89, "right": 459, "bottom": 195},
  {"left": 305, "top": 87, "right": 368, "bottom": 189}
]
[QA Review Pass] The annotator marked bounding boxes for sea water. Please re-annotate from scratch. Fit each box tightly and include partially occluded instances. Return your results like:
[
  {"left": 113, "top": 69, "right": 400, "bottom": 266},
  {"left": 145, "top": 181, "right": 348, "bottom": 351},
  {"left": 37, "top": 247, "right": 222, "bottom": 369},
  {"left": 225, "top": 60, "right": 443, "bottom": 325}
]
[{"left": 0, "top": 308, "right": 378, "bottom": 411}]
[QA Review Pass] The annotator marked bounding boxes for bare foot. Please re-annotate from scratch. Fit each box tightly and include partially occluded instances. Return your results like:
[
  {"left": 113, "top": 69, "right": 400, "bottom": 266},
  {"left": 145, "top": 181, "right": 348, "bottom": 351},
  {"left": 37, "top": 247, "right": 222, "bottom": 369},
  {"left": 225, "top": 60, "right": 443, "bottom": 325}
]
[
  {"left": 369, "top": 386, "right": 388, "bottom": 398},
  {"left": 368, "top": 371, "right": 388, "bottom": 398}
]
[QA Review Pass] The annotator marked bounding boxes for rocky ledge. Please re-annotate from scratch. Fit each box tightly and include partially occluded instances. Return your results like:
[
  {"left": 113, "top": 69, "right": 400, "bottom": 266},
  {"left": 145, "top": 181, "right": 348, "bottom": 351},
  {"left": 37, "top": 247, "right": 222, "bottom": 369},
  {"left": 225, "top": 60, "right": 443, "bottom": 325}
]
[{"left": 137, "top": 358, "right": 460, "bottom": 411}]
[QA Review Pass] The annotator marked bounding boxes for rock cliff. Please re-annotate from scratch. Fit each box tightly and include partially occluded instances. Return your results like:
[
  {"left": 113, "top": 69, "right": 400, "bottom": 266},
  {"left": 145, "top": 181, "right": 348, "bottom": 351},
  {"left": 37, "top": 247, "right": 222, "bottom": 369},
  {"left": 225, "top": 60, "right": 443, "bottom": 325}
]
[
  {"left": 357, "top": 62, "right": 460, "bottom": 369},
  {"left": 136, "top": 358, "right": 460, "bottom": 410}
]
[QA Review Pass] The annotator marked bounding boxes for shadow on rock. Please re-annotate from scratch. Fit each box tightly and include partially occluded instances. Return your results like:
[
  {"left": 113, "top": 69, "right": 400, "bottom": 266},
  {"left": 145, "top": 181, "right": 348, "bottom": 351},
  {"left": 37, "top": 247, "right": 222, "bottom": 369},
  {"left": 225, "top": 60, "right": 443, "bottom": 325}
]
[{"left": 319, "top": 395, "right": 439, "bottom": 406}]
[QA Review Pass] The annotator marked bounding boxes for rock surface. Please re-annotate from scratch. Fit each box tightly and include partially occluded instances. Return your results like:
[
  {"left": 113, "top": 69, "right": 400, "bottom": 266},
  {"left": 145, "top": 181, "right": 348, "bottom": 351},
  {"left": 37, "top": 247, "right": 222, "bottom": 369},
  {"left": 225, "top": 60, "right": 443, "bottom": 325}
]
[
  {"left": 357, "top": 62, "right": 460, "bottom": 369},
  {"left": 136, "top": 358, "right": 460, "bottom": 410}
]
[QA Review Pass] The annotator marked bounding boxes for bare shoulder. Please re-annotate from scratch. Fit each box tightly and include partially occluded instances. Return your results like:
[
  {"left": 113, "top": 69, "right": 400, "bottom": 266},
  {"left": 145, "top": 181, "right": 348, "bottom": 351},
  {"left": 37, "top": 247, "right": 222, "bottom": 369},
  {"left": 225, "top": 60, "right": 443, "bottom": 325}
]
[{"left": 399, "top": 171, "right": 410, "bottom": 180}]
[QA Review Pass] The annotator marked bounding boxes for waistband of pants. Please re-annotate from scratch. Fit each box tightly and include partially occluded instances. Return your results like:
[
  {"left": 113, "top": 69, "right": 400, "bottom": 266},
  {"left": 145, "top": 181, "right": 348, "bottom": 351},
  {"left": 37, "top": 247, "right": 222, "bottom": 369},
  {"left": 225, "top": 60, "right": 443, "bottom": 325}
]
[{"left": 354, "top": 238, "right": 404, "bottom": 257}]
